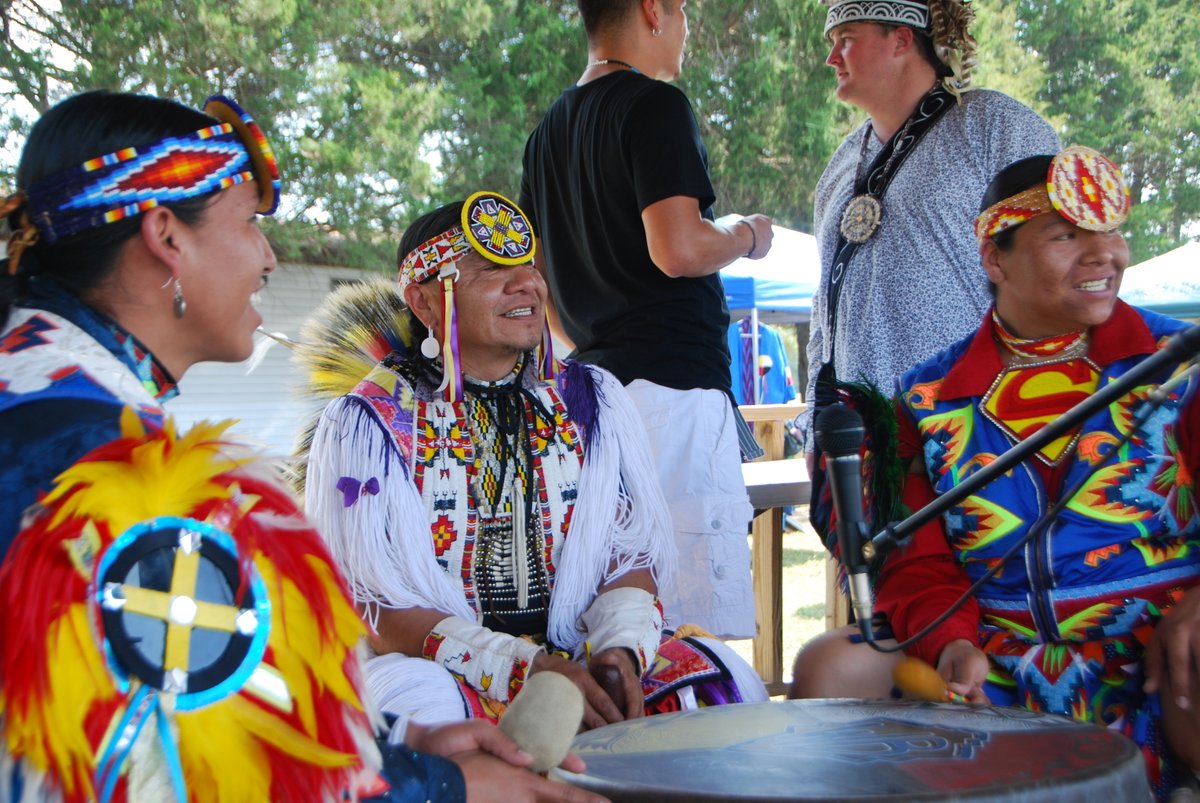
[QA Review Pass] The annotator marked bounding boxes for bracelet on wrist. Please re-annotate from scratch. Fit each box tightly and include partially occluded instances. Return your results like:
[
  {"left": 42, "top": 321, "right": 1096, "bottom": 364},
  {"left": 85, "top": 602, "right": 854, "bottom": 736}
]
[{"left": 737, "top": 218, "right": 756, "bottom": 258}]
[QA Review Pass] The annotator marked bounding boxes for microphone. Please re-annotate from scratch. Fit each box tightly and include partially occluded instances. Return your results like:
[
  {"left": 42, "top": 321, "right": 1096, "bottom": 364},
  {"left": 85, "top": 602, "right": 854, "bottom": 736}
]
[
  {"left": 499, "top": 671, "right": 585, "bottom": 773},
  {"left": 814, "top": 403, "right": 874, "bottom": 641}
]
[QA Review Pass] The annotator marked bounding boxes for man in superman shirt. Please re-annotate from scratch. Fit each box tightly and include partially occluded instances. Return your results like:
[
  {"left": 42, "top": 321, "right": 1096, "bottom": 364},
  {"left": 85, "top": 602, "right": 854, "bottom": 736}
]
[{"left": 790, "top": 147, "right": 1200, "bottom": 800}]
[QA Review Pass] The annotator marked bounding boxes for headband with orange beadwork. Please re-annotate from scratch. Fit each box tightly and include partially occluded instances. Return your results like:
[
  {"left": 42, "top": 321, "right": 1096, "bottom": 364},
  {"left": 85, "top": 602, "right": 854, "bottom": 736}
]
[
  {"left": 975, "top": 145, "right": 1130, "bottom": 242},
  {"left": 18, "top": 94, "right": 279, "bottom": 246}
]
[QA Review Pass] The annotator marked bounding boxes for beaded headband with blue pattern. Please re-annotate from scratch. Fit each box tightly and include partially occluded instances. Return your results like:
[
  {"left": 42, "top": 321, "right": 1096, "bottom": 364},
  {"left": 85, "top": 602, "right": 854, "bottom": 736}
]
[
  {"left": 398, "top": 191, "right": 549, "bottom": 402},
  {"left": 16, "top": 94, "right": 279, "bottom": 247}
]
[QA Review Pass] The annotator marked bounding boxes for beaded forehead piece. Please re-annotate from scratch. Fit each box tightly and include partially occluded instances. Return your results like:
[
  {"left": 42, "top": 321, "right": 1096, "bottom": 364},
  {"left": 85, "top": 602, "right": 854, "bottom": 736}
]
[
  {"left": 975, "top": 146, "right": 1130, "bottom": 242},
  {"left": 20, "top": 94, "right": 279, "bottom": 245},
  {"left": 398, "top": 191, "right": 547, "bottom": 403},
  {"left": 399, "top": 191, "right": 535, "bottom": 292}
]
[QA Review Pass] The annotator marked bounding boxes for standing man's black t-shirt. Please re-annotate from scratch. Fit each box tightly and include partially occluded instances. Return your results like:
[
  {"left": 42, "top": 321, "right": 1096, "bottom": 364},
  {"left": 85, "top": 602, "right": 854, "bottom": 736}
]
[{"left": 520, "top": 71, "right": 732, "bottom": 392}]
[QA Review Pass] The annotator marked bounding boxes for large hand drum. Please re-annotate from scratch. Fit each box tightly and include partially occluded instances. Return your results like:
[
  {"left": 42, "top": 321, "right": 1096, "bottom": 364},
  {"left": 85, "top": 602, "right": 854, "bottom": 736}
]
[{"left": 552, "top": 700, "right": 1149, "bottom": 801}]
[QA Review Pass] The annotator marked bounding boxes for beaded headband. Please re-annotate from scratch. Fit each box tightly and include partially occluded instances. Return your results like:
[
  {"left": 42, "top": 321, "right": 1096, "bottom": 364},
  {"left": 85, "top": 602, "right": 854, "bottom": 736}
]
[
  {"left": 17, "top": 94, "right": 278, "bottom": 247},
  {"left": 399, "top": 191, "right": 536, "bottom": 292},
  {"left": 398, "top": 192, "right": 548, "bottom": 403},
  {"left": 975, "top": 146, "right": 1130, "bottom": 242}
]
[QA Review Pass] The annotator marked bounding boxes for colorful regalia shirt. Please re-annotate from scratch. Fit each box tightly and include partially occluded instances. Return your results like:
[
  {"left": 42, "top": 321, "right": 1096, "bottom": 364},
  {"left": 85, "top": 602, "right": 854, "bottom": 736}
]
[
  {"left": 886, "top": 301, "right": 1200, "bottom": 799},
  {"left": 0, "top": 277, "right": 175, "bottom": 553}
]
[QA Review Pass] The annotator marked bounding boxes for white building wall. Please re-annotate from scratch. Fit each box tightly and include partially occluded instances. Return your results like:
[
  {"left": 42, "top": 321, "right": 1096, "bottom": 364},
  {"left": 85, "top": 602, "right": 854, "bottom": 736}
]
[{"left": 165, "top": 262, "right": 379, "bottom": 458}]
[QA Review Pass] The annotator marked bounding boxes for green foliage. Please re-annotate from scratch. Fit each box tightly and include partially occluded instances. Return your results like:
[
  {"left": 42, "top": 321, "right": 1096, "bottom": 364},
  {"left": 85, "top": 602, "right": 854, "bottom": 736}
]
[
  {"left": 2, "top": 0, "right": 1196, "bottom": 266},
  {"left": 1009, "top": 0, "right": 1200, "bottom": 261},
  {"left": 679, "top": 0, "right": 852, "bottom": 231}
]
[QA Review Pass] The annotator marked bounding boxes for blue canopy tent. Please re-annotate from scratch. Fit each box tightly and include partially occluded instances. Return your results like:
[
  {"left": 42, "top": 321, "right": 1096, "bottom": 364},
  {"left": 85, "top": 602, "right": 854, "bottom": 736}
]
[
  {"left": 720, "top": 221, "right": 820, "bottom": 324},
  {"left": 718, "top": 220, "right": 821, "bottom": 402}
]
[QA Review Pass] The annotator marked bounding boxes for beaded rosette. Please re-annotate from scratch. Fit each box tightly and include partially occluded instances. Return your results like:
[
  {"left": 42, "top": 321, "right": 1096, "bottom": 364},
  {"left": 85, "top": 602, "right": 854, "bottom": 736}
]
[{"left": 975, "top": 145, "right": 1130, "bottom": 242}]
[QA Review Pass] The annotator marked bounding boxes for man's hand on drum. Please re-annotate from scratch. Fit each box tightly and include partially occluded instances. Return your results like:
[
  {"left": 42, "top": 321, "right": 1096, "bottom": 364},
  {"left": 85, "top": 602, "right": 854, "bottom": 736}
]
[
  {"left": 937, "top": 639, "right": 990, "bottom": 703},
  {"left": 453, "top": 749, "right": 609, "bottom": 803},
  {"left": 532, "top": 651, "right": 634, "bottom": 730}
]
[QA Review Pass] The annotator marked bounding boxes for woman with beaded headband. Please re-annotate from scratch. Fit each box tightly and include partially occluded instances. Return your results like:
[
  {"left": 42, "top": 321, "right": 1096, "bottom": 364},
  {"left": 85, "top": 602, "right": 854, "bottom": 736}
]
[
  {"left": 793, "top": 146, "right": 1200, "bottom": 800},
  {"left": 0, "top": 92, "right": 599, "bottom": 803}
]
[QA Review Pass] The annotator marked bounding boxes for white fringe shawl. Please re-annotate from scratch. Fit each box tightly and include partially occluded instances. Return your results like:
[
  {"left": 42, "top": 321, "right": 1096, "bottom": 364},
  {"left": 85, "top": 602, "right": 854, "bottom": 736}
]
[{"left": 304, "top": 364, "right": 677, "bottom": 656}]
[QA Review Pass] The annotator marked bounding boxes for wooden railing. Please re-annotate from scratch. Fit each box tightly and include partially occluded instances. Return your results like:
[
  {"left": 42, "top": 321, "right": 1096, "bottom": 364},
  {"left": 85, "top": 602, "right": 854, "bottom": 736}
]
[{"left": 739, "top": 403, "right": 809, "bottom": 696}]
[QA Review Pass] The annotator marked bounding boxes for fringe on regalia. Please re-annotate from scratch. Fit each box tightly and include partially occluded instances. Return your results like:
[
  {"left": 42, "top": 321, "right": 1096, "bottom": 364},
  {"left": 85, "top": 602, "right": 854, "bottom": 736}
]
[{"left": 0, "top": 413, "right": 381, "bottom": 803}]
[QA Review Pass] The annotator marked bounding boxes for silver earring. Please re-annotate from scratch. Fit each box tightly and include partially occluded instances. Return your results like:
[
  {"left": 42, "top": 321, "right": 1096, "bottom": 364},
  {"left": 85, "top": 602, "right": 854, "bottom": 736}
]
[
  {"left": 173, "top": 278, "right": 186, "bottom": 319},
  {"left": 420, "top": 326, "right": 440, "bottom": 359},
  {"left": 652, "top": 27, "right": 662, "bottom": 37}
]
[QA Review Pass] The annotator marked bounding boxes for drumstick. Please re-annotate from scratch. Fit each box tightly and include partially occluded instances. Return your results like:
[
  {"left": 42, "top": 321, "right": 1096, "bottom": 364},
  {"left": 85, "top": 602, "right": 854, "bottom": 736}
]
[
  {"left": 892, "top": 656, "right": 968, "bottom": 703},
  {"left": 591, "top": 663, "right": 627, "bottom": 713}
]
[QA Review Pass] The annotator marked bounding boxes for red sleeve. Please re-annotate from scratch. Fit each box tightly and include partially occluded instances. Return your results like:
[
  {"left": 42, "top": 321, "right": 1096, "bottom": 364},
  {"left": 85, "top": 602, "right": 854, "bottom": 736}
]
[
  {"left": 875, "top": 401, "right": 981, "bottom": 666},
  {"left": 1179, "top": 386, "right": 1200, "bottom": 479}
]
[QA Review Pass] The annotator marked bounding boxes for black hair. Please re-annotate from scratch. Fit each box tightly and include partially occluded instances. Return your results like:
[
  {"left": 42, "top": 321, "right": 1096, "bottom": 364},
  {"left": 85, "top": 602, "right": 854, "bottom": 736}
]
[
  {"left": 2, "top": 90, "right": 219, "bottom": 326},
  {"left": 577, "top": 0, "right": 643, "bottom": 38},
  {"left": 396, "top": 199, "right": 465, "bottom": 271}
]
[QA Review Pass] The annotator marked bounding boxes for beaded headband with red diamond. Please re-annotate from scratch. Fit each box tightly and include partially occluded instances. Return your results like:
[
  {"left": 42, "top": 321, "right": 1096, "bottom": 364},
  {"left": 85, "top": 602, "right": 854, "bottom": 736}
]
[
  {"left": 975, "top": 145, "right": 1130, "bottom": 242},
  {"left": 21, "top": 94, "right": 279, "bottom": 245},
  {"left": 399, "top": 191, "right": 535, "bottom": 292}
]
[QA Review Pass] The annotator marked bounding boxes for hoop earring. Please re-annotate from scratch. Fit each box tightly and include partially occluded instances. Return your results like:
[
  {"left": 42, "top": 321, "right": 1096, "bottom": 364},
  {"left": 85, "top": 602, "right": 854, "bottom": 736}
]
[
  {"left": 420, "top": 326, "right": 440, "bottom": 359},
  {"left": 173, "top": 278, "right": 187, "bottom": 319}
]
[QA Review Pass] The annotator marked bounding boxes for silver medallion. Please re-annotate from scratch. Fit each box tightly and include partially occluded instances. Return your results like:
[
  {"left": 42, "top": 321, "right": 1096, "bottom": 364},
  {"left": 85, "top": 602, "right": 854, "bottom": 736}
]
[{"left": 839, "top": 194, "right": 882, "bottom": 243}]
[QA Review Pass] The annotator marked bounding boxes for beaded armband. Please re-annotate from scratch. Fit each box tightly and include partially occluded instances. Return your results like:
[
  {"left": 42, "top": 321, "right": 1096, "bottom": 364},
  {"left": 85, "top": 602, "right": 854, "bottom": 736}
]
[{"left": 422, "top": 617, "right": 545, "bottom": 703}]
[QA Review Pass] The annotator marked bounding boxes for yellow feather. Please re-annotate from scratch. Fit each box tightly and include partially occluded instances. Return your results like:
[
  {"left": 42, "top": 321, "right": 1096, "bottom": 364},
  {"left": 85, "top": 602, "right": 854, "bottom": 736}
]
[{"left": 44, "top": 420, "right": 252, "bottom": 534}]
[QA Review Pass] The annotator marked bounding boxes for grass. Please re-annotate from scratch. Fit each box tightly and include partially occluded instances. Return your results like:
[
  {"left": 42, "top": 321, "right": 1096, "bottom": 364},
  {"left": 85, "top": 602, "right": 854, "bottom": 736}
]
[{"left": 726, "top": 511, "right": 830, "bottom": 689}]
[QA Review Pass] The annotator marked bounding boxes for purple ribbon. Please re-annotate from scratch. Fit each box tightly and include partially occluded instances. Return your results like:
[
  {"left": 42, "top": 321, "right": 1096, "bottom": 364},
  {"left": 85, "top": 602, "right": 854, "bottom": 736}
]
[{"left": 336, "top": 475, "right": 379, "bottom": 508}]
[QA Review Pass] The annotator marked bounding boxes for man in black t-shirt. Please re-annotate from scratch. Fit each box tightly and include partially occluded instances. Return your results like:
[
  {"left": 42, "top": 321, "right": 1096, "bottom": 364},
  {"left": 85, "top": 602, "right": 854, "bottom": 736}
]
[{"left": 520, "top": 0, "right": 774, "bottom": 639}]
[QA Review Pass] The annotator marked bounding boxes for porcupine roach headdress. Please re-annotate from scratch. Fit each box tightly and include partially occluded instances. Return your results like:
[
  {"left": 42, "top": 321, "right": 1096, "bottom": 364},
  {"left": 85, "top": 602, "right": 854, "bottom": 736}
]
[
  {"left": 823, "top": 0, "right": 979, "bottom": 99},
  {"left": 288, "top": 276, "right": 417, "bottom": 494},
  {"left": 0, "top": 414, "right": 380, "bottom": 803}
]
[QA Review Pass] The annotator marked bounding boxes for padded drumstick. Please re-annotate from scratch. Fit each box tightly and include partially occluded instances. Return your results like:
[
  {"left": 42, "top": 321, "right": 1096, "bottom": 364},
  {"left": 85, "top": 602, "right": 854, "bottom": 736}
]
[
  {"left": 499, "top": 671, "right": 585, "bottom": 773},
  {"left": 892, "top": 656, "right": 967, "bottom": 703}
]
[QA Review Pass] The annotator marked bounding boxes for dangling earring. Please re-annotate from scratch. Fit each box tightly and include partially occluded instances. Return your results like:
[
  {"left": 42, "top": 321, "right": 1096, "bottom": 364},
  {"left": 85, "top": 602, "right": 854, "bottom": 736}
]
[
  {"left": 420, "top": 326, "right": 440, "bottom": 359},
  {"left": 652, "top": 27, "right": 662, "bottom": 37},
  {"left": 173, "top": 278, "right": 186, "bottom": 319}
]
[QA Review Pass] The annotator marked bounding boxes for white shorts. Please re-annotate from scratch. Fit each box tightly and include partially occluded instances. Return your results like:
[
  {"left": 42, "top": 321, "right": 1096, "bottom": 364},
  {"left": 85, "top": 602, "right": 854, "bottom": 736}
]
[{"left": 623, "top": 380, "right": 755, "bottom": 638}]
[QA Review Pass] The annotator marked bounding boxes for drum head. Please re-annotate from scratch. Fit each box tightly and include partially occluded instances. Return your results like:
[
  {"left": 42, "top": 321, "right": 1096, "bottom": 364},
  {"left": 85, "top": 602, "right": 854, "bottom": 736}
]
[{"left": 553, "top": 699, "right": 1148, "bottom": 801}]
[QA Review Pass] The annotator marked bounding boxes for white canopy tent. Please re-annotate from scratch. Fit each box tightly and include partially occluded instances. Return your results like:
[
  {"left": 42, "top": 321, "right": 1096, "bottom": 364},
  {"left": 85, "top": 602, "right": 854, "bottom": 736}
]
[{"left": 1120, "top": 241, "right": 1200, "bottom": 320}]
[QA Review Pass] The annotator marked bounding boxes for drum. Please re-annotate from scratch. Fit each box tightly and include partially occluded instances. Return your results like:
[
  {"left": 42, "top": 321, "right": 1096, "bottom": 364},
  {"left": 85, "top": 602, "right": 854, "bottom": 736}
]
[{"left": 551, "top": 699, "right": 1149, "bottom": 802}]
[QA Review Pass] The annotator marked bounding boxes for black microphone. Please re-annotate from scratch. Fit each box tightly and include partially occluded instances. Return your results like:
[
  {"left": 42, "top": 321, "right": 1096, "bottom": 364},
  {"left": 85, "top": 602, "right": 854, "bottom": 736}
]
[{"left": 815, "top": 403, "right": 874, "bottom": 641}]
